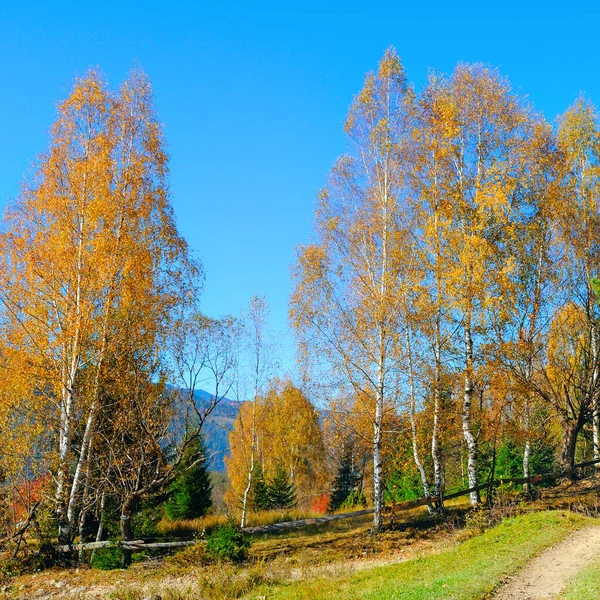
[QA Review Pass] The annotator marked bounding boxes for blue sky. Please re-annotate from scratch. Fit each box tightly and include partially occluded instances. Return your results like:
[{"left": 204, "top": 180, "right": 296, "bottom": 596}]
[{"left": 2, "top": 1, "right": 600, "bottom": 376}]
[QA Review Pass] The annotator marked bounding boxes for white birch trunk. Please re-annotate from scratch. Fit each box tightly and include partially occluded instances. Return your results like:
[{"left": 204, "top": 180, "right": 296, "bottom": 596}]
[
  {"left": 56, "top": 201, "right": 86, "bottom": 544},
  {"left": 591, "top": 319, "right": 600, "bottom": 466},
  {"left": 523, "top": 398, "right": 531, "bottom": 493},
  {"left": 372, "top": 376, "right": 384, "bottom": 534},
  {"left": 406, "top": 326, "right": 431, "bottom": 506},
  {"left": 462, "top": 312, "right": 479, "bottom": 505},
  {"left": 240, "top": 418, "right": 256, "bottom": 529},
  {"left": 429, "top": 206, "right": 445, "bottom": 509},
  {"left": 431, "top": 303, "right": 443, "bottom": 506}
]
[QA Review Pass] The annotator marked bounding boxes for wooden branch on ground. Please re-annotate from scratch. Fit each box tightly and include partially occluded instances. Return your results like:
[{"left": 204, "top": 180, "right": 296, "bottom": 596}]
[
  {"left": 57, "top": 539, "right": 196, "bottom": 552},
  {"left": 242, "top": 508, "right": 374, "bottom": 535}
]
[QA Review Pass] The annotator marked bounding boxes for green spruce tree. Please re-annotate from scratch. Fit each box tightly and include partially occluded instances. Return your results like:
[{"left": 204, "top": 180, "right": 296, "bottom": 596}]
[
  {"left": 267, "top": 462, "right": 297, "bottom": 509},
  {"left": 164, "top": 435, "right": 212, "bottom": 520},
  {"left": 329, "top": 449, "right": 360, "bottom": 511},
  {"left": 251, "top": 462, "right": 270, "bottom": 511}
]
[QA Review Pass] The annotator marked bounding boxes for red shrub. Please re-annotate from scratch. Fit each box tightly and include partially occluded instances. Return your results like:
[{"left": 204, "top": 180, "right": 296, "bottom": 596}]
[{"left": 310, "top": 493, "right": 330, "bottom": 514}]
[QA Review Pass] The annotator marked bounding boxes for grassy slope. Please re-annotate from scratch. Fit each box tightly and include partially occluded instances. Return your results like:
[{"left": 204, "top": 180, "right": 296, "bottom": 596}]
[
  {"left": 245, "top": 511, "right": 597, "bottom": 600},
  {"left": 561, "top": 557, "right": 600, "bottom": 599}
]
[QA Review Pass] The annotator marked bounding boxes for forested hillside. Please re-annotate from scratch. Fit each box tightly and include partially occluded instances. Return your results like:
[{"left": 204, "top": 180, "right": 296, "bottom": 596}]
[{"left": 192, "top": 390, "right": 239, "bottom": 472}]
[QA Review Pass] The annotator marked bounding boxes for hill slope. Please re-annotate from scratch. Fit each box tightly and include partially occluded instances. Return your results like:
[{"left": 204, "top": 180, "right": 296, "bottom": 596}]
[{"left": 169, "top": 387, "right": 240, "bottom": 472}]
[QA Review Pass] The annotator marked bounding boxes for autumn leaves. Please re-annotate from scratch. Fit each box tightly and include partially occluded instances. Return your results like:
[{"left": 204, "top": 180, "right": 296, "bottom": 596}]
[
  {"left": 0, "top": 70, "right": 199, "bottom": 548},
  {"left": 291, "top": 49, "right": 600, "bottom": 531}
]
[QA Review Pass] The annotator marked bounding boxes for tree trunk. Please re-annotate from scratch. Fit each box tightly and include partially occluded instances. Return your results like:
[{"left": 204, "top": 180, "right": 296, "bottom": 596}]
[
  {"left": 523, "top": 398, "right": 531, "bottom": 493},
  {"left": 240, "top": 398, "right": 257, "bottom": 529},
  {"left": 240, "top": 448, "right": 254, "bottom": 529},
  {"left": 90, "top": 491, "right": 106, "bottom": 565},
  {"left": 431, "top": 304, "right": 444, "bottom": 510},
  {"left": 120, "top": 496, "right": 136, "bottom": 568},
  {"left": 56, "top": 178, "right": 87, "bottom": 546},
  {"left": 462, "top": 314, "right": 479, "bottom": 505},
  {"left": 594, "top": 402, "right": 600, "bottom": 466},
  {"left": 76, "top": 449, "right": 93, "bottom": 562},
  {"left": 560, "top": 422, "right": 579, "bottom": 477},
  {"left": 592, "top": 319, "right": 600, "bottom": 467},
  {"left": 371, "top": 309, "right": 387, "bottom": 535},
  {"left": 372, "top": 386, "right": 383, "bottom": 534},
  {"left": 522, "top": 439, "right": 532, "bottom": 491},
  {"left": 56, "top": 378, "right": 78, "bottom": 545},
  {"left": 406, "top": 327, "right": 432, "bottom": 512}
]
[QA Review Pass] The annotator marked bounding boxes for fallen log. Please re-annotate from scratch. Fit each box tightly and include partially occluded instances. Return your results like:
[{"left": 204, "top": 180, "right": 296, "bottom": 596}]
[{"left": 57, "top": 539, "right": 195, "bottom": 552}]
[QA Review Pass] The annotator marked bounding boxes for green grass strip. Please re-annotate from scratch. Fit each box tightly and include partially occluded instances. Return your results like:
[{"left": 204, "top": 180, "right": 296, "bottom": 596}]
[
  {"left": 247, "top": 511, "right": 597, "bottom": 600},
  {"left": 560, "top": 556, "right": 600, "bottom": 599}
]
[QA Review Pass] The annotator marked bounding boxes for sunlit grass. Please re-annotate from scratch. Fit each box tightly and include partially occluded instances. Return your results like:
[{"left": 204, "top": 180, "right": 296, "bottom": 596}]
[
  {"left": 243, "top": 511, "right": 597, "bottom": 600},
  {"left": 560, "top": 556, "right": 600, "bottom": 599}
]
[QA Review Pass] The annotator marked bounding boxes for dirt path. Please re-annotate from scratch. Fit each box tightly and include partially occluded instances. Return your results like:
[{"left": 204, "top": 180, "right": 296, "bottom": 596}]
[{"left": 492, "top": 526, "right": 600, "bottom": 599}]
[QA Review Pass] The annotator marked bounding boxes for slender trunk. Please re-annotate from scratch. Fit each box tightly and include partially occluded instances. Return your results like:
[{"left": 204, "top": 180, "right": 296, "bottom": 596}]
[
  {"left": 594, "top": 403, "right": 600, "bottom": 465},
  {"left": 240, "top": 450, "right": 254, "bottom": 528},
  {"left": 240, "top": 400, "right": 257, "bottom": 529},
  {"left": 77, "top": 441, "right": 93, "bottom": 562},
  {"left": 95, "top": 491, "right": 107, "bottom": 543},
  {"left": 55, "top": 163, "right": 90, "bottom": 544},
  {"left": 372, "top": 384, "right": 383, "bottom": 534},
  {"left": 89, "top": 490, "right": 107, "bottom": 565},
  {"left": 372, "top": 316, "right": 386, "bottom": 534},
  {"left": 56, "top": 382, "right": 77, "bottom": 545},
  {"left": 591, "top": 321, "right": 600, "bottom": 466},
  {"left": 462, "top": 312, "right": 479, "bottom": 504},
  {"left": 431, "top": 208, "right": 444, "bottom": 508},
  {"left": 523, "top": 398, "right": 531, "bottom": 493},
  {"left": 431, "top": 304, "right": 443, "bottom": 508},
  {"left": 56, "top": 235, "right": 84, "bottom": 544},
  {"left": 406, "top": 327, "right": 432, "bottom": 511},
  {"left": 370, "top": 150, "right": 390, "bottom": 535}
]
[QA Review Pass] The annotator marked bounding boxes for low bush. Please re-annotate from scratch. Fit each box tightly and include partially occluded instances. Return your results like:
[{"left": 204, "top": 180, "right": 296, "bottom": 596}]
[
  {"left": 340, "top": 489, "right": 367, "bottom": 510},
  {"left": 91, "top": 547, "right": 122, "bottom": 570},
  {"left": 311, "top": 493, "right": 330, "bottom": 514},
  {"left": 205, "top": 523, "right": 251, "bottom": 562}
]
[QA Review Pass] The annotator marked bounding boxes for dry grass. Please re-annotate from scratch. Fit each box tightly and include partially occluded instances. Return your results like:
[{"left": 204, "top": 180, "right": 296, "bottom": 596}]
[
  {"left": 535, "top": 473, "right": 600, "bottom": 517},
  {"left": 1, "top": 507, "right": 459, "bottom": 599},
  {"left": 156, "top": 508, "right": 326, "bottom": 538}
]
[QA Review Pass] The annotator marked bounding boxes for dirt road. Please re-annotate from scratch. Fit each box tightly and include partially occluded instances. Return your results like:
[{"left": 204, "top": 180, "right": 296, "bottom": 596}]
[{"left": 492, "top": 526, "right": 600, "bottom": 599}]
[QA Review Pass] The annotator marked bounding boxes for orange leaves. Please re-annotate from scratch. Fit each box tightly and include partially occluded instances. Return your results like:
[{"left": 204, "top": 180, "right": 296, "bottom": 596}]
[
  {"left": 226, "top": 382, "right": 326, "bottom": 510},
  {"left": 0, "top": 67, "right": 198, "bottom": 539},
  {"left": 557, "top": 97, "right": 597, "bottom": 162}
]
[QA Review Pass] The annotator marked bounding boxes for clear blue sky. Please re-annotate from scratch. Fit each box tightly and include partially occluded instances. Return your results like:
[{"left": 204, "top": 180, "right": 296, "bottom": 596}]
[{"left": 2, "top": 1, "right": 600, "bottom": 376}]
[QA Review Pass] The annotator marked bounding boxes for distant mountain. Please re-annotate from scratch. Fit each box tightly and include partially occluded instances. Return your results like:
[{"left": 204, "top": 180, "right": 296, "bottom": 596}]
[
  {"left": 168, "top": 386, "right": 241, "bottom": 472},
  {"left": 194, "top": 390, "right": 240, "bottom": 472}
]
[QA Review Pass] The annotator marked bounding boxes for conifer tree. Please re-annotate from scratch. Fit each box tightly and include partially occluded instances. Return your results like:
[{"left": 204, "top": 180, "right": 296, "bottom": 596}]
[
  {"left": 267, "top": 463, "right": 297, "bottom": 510},
  {"left": 164, "top": 435, "right": 212, "bottom": 520},
  {"left": 251, "top": 462, "right": 270, "bottom": 511},
  {"left": 329, "top": 449, "right": 360, "bottom": 511}
]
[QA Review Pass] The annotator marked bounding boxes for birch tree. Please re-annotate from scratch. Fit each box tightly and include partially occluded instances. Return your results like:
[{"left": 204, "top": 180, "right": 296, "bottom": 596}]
[
  {"left": 0, "top": 69, "right": 198, "bottom": 544},
  {"left": 291, "top": 49, "right": 415, "bottom": 532},
  {"left": 416, "top": 65, "right": 542, "bottom": 503},
  {"left": 555, "top": 98, "right": 600, "bottom": 468},
  {"left": 237, "top": 295, "right": 275, "bottom": 528}
]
